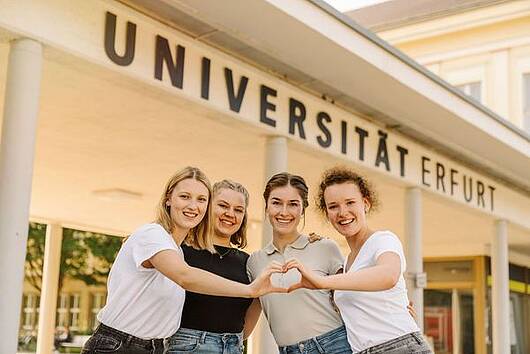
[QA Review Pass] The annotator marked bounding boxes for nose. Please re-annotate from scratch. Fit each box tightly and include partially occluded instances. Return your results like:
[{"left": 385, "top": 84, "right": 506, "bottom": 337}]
[
  {"left": 187, "top": 199, "right": 200, "bottom": 210},
  {"left": 224, "top": 207, "right": 235, "bottom": 218},
  {"left": 337, "top": 204, "right": 347, "bottom": 217}
]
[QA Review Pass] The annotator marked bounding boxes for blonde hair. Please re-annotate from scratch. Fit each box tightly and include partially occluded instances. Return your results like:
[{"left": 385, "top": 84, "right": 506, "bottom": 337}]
[
  {"left": 155, "top": 166, "right": 214, "bottom": 252},
  {"left": 213, "top": 179, "right": 250, "bottom": 249}
]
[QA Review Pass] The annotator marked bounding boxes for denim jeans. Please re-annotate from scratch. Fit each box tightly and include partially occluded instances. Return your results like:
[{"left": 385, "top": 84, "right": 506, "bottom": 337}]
[
  {"left": 358, "top": 332, "right": 432, "bottom": 354},
  {"left": 279, "top": 326, "right": 352, "bottom": 354},
  {"left": 81, "top": 323, "right": 167, "bottom": 354},
  {"left": 168, "top": 327, "right": 243, "bottom": 354}
]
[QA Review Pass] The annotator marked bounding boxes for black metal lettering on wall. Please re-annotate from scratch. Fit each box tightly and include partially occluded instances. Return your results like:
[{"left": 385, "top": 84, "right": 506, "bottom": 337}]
[
  {"left": 104, "top": 12, "right": 136, "bottom": 66},
  {"left": 103, "top": 11, "right": 498, "bottom": 212}
]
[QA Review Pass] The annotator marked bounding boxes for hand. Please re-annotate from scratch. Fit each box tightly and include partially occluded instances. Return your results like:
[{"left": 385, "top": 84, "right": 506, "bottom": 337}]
[
  {"left": 248, "top": 261, "right": 289, "bottom": 297},
  {"left": 407, "top": 301, "right": 417, "bottom": 321},
  {"left": 283, "top": 258, "right": 325, "bottom": 292},
  {"left": 308, "top": 232, "right": 326, "bottom": 243}
]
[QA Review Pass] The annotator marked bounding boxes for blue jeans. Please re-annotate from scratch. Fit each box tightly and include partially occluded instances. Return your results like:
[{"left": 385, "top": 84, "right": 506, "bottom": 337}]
[
  {"left": 279, "top": 326, "right": 352, "bottom": 354},
  {"left": 358, "top": 332, "right": 432, "bottom": 354},
  {"left": 168, "top": 327, "right": 243, "bottom": 354}
]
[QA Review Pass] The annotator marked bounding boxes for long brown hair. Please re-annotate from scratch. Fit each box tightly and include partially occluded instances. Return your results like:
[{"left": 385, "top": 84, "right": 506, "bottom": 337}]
[
  {"left": 155, "top": 166, "right": 214, "bottom": 252},
  {"left": 213, "top": 179, "right": 250, "bottom": 249}
]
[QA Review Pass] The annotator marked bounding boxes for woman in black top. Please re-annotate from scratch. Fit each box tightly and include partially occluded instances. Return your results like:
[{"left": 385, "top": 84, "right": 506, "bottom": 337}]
[{"left": 168, "top": 179, "right": 261, "bottom": 354}]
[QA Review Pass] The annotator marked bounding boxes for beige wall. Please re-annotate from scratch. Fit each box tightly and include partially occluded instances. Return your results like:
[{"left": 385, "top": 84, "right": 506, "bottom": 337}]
[{"left": 378, "top": 8, "right": 530, "bottom": 131}]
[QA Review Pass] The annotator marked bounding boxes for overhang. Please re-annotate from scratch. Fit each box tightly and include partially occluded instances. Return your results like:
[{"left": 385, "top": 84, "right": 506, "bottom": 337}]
[{"left": 123, "top": 0, "right": 530, "bottom": 194}]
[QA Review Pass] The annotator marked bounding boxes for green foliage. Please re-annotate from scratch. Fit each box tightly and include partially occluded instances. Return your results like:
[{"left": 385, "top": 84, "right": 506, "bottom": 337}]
[
  {"left": 24, "top": 223, "right": 47, "bottom": 292},
  {"left": 24, "top": 223, "right": 122, "bottom": 292}
]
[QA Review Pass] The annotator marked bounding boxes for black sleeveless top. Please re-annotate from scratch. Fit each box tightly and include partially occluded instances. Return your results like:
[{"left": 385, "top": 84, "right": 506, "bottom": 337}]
[{"left": 179, "top": 245, "right": 253, "bottom": 333}]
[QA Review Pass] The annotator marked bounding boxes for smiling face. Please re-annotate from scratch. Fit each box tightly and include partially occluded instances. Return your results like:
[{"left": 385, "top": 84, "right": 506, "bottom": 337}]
[
  {"left": 324, "top": 182, "right": 370, "bottom": 238},
  {"left": 212, "top": 188, "right": 246, "bottom": 238},
  {"left": 167, "top": 178, "right": 209, "bottom": 234},
  {"left": 266, "top": 185, "right": 304, "bottom": 237}
]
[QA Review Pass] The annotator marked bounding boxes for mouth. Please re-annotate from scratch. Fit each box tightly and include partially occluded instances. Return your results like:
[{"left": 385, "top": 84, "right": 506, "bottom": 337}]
[
  {"left": 219, "top": 219, "right": 236, "bottom": 226},
  {"left": 275, "top": 217, "right": 293, "bottom": 225},
  {"left": 182, "top": 211, "right": 199, "bottom": 219},
  {"left": 338, "top": 218, "right": 354, "bottom": 225}
]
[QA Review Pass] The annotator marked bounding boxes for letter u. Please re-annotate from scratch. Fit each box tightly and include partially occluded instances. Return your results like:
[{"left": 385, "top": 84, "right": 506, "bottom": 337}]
[{"left": 104, "top": 12, "right": 136, "bottom": 66}]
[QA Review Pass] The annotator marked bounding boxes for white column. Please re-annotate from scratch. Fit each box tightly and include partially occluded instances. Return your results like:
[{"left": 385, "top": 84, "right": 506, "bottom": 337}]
[
  {"left": 492, "top": 219, "right": 510, "bottom": 354},
  {"left": 404, "top": 187, "right": 425, "bottom": 331},
  {"left": 261, "top": 136, "right": 288, "bottom": 248},
  {"left": 452, "top": 289, "right": 461, "bottom": 354},
  {"left": 253, "top": 136, "right": 287, "bottom": 354},
  {"left": 36, "top": 224, "right": 63, "bottom": 354},
  {"left": 0, "top": 38, "right": 43, "bottom": 354}
]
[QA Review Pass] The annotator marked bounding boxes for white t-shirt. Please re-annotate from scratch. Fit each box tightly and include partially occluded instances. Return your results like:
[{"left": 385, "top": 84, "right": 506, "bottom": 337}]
[
  {"left": 334, "top": 231, "right": 419, "bottom": 353},
  {"left": 97, "top": 223, "right": 185, "bottom": 339}
]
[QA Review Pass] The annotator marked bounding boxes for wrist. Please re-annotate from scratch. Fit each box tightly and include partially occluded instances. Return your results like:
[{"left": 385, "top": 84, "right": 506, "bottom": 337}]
[
  {"left": 318, "top": 275, "right": 328, "bottom": 289},
  {"left": 246, "top": 283, "right": 256, "bottom": 298}
]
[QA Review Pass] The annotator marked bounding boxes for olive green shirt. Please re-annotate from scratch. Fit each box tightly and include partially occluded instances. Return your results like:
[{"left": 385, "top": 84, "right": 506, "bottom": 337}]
[{"left": 247, "top": 235, "right": 344, "bottom": 346}]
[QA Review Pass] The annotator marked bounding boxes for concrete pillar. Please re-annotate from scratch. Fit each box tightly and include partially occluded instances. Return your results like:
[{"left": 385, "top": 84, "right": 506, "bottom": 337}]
[
  {"left": 452, "top": 289, "right": 461, "bottom": 354},
  {"left": 261, "top": 136, "right": 288, "bottom": 248},
  {"left": 36, "top": 224, "right": 63, "bottom": 354},
  {"left": 254, "top": 136, "right": 287, "bottom": 354},
  {"left": 492, "top": 219, "right": 510, "bottom": 354},
  {"left": 404, "top": 187, "right": 425, "bottom": 331},
  {"left": 0, "top": 38, "right": 43, "bottom": 354}
]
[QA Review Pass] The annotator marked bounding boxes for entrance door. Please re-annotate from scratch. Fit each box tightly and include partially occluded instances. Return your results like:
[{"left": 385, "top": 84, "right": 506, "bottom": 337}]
[{"left": 425, "top": 289, "right": 475, "bottom": 354}]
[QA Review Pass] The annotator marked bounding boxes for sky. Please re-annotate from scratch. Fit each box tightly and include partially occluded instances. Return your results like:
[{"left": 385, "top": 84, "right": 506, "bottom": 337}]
[{"left": 324, "top": 0, "right": 392, "bottom": 12}]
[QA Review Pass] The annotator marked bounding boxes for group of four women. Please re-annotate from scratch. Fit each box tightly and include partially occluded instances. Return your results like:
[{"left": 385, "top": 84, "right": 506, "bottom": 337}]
[{"left": 81, "top": 166, "right": 432, "bottom": 354}]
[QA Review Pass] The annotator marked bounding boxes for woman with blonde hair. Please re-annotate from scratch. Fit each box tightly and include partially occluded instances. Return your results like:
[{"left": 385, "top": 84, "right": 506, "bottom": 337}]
[
  {"left": 168, "top": 179, "right": 260, "bottom": 354},
  {"left": 82, "top": 167, "right": 286, "bottom": 354}
]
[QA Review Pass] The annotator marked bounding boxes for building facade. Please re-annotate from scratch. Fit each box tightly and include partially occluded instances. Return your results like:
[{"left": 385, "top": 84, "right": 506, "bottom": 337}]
[{"left": 0, "top": 1, "right": 529, "bottom": 354}]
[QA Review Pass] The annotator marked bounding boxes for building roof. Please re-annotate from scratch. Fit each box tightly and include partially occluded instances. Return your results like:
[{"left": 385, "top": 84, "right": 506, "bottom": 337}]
[{"left": 346, "top": 0, "right": 511, "bottom": 31}]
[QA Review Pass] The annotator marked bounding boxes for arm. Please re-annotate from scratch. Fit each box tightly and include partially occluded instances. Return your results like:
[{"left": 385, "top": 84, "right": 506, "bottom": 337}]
[
  {"left": 149, "top": 249, "right": 287, "bottom": 297},
  {"left": 243, "top": 299, "right": 262, "bottom": 339},
  {"left": 286, "top": 252, "right": 401, "bottom": 292}
]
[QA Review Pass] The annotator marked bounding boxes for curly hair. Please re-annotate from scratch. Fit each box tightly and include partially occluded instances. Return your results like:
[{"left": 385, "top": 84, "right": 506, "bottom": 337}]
[{"left": 316, "top": 166, "right": 380, "bottom": 215}]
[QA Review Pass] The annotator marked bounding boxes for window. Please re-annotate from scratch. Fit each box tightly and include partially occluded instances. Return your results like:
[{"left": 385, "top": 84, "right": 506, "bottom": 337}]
[
  {"left": 68, "top": 293, "right": 81, "bottom": 331},
  {"left": 523, "top": 73, "right": 530, "bottom": 133},
  {"left": 456, "top": 81, "right": 482, "bottom": 102},
  {"left": 21, "top": 293, "right": 40, "bottom": 331},
  {"left": 89, "top": 292, "right": 106, "bottom": 330},
  {"left": 56, "top": 293, "right": 69, "bottom": 329},
  {"left": 56, "top": 292, "right": 82, "bottom": 330}
]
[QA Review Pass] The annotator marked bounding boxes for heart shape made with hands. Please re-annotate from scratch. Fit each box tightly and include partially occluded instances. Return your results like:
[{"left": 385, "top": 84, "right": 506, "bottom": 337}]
[{"left": 270, "top": 267, "right": 302, "bottom": 289}]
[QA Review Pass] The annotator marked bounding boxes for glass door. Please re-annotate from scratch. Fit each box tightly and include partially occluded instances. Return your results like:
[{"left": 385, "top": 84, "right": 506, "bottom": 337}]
[{"left": 425, "top": 289, "right": 475, "bottom": 354}]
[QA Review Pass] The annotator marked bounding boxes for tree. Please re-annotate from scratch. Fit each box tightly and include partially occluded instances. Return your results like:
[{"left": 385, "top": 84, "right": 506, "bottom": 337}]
[{"left": 24, "top": 223, "right": 122, "bottom": 292}]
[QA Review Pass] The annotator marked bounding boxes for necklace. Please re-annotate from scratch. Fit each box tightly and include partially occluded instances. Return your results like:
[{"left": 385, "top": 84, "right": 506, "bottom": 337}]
[{"left": 215, "top": 246, "right": 232, "bottom": 259}]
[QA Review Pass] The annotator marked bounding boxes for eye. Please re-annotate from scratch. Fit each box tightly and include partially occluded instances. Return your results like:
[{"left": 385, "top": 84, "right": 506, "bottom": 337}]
[
  {"left": 328, "top": 205, "right": 337, "bottom": 210},
  {"left": 198, "top": 196, "right": 208, "bottom": 203},
  {"left": 235, "top": 208, "right": 244, "bottom": 214},
  {"left": 347, "top": 200, "right": 355, "bottom": 205},
  {"left": 179, "top": 194, "right": 190, "bottom": 199},
  {"left": 271, "top": 200, "right": 280, "bottom": 205},
  {"left": 289, "top": 202, "right": 299, "bottom": 207}
]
